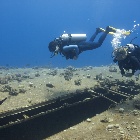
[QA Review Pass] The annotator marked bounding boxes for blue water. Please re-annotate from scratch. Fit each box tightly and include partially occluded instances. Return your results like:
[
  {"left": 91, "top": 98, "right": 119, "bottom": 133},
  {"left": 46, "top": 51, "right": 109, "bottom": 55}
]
[{"left": 0, "top": 0, "right": 140, "bottom": 68}]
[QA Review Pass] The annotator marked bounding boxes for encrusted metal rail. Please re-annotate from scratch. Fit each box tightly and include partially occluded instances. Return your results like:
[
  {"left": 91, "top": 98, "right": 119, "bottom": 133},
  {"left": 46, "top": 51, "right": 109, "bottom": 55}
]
[
  {"left": 0, "top": 91, "right": 99, "bottom": 129},
  {"left": 0, "top": 79, "right": 139, "bottom": 129}
]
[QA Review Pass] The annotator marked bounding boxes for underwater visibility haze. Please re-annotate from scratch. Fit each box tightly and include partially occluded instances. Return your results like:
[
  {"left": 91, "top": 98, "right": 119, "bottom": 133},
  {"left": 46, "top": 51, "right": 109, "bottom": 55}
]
[
  {"left": 1, "top": 1, "right": 140, "bottom": 139},
  {"left": 0, "top": 0, "right": 140, "bottom": 68}
]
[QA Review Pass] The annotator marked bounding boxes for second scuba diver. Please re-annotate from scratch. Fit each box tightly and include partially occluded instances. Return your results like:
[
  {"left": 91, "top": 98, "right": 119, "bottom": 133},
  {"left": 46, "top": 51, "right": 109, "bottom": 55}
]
[{"left": 112, "top": 42, "right": 140, "bottom": 78}]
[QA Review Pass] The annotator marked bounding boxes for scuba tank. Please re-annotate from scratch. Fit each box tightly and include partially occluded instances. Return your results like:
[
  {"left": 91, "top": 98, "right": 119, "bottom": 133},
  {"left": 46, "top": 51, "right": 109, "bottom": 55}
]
[{"left": 60, "top": 34, "right": 87, "bottom": 43}]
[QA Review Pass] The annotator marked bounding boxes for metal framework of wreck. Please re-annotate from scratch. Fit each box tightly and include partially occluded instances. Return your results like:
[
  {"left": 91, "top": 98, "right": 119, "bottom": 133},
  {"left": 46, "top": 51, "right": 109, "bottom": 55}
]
[{"left": 0, "top": 78, "right": 140, "bottom": 130}]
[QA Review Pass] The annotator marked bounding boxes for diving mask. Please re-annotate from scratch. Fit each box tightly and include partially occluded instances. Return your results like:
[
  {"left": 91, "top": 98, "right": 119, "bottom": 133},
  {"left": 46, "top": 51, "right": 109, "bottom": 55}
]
[{"left": 113, "top": 47, "right": 128, "bottom": 61}]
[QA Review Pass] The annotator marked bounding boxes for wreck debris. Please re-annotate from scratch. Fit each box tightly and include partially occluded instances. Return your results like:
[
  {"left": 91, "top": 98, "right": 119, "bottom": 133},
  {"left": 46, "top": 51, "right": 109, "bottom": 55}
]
[
  {"left": 133, "top": 99, "right": 140, "bottom": 110},
  {"left": 0, "top": 85, "right": 13, "bottom": 92},
  {"left": 29, "top": 82, "right": 34, "bottom": 87},
  {"left": 48, "top": 69, "right": 58, "bottom": 76},
  {"left": 63, "top": 69, "right": 73, "bottom": 81},
  {"left": 0, "top": 85, "right": 19, "bottom": 96},
  {"left": 0, "top": 84, "right": 26, "bottom": 95},
  {"left": 109, "top": 66, "right": 117, "bottom": 72},
  {"left": 35, "top": 72, "right": 40, "bottom": 77},
  {"left": 74, "top": 79, "right": 82, "bottom": 86},
  {"left": 18, "top": 88, "right": 26, "bottom": 93},
  {"left": 9, "top": 88, "right": 19, "bottom": 96},
  {"left": 0, "top": 65, "right": 140, "bottom": 134},
  {"left": 0, "top": 97, "right": 7, "bottom": 105},
  {"left": 46, "top": 83, "right": 55, "bottom": 88},
  {"left": 87, "top": 74, "right": 91, "bottom": 78},
  {"left": 118, "top": 108, "right": 125, "bottom": 113},
  {"left": 95, "top": 73, "right": 104, "bottom": 80},
  {"left": 66, "top": 66, "right": 77, "bottom": 71},
  {"left": 0, "top": 77, "right": 8, "bottom": 84},
  {"left": 0, "top": 75, "right": 140, "bottom": 130},
  {"left": 82, "top": 66, "right": 93, "bottom": 71},
  {"left": 59, "top": 66, "right": 77, "bottom": 81},
  {"left": 100, "top": 117, "right": 113, "bottom": 123}
]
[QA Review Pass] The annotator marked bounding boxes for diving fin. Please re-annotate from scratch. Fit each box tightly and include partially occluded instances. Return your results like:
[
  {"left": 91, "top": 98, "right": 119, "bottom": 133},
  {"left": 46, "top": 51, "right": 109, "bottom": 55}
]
[
  {"left": 122, "top": 31, "right": 131, "bottom": 36},
  {"left": 98, "top": 28, "right": 106, "bottom": 32},
  {"left": 108, "top": 32, "right": 116, "bottom": 35},
  {"left": 101, "top": 26, "right": 131, "bottom": 36},
  {"left": 108, "top": 30, "right": 131, "bottom": 36}
]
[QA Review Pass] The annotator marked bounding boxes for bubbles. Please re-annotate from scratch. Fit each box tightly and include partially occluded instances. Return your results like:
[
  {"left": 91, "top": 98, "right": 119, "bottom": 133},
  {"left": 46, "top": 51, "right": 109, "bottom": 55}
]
[
  {"left": 111, "top": 21, "right": 140, "bottom": 50},
  {"left": 131, "top": 20, "right": 140, "bottom": 33},
  {"left": 111, "top": 29, "right": 127, "bottom": 49}
]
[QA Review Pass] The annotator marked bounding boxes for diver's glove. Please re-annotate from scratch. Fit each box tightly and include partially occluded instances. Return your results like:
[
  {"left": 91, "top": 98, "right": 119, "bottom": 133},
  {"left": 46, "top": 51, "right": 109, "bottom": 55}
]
[
  {"left": 113, "top": 58, "right": 117, "bottom": 63},
  {"left": 134, "top": 70, "right": 140, "bottom": 76},
  {"left": 54, "top": 46, "right": 60, "bottom": 55},
  {"left": 121, "top": 70, "right": 125, "bottom": 77}
]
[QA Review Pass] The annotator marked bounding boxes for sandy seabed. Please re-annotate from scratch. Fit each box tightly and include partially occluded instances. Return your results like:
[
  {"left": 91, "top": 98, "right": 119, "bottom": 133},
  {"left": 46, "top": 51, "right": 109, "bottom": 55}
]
[{"left": 0, "top": 65, "right": 140, "bottom": 140}]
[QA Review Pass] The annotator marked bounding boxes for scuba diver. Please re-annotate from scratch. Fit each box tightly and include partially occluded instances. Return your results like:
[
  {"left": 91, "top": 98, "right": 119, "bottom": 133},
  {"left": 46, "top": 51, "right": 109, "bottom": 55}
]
[
  {"left": 48, "top": 26, "right": 118, "bottom": 60},
  {"left": 112, "top": 42, "right": 140, "bottom": 78}
]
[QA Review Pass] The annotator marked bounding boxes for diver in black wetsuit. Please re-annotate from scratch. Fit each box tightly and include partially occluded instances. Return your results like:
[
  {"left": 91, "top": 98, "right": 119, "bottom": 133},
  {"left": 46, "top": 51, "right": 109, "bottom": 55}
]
[
  {"left": 112, "top": 43, "right": 140, "bottom": 77},
  {"left": 48, "top": 26, "right": 116, "bottom": 60}
]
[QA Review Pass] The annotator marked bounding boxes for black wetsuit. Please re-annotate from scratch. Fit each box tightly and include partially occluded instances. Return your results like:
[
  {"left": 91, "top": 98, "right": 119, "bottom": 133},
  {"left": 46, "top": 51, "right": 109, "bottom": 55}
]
[
  {"left": 78, "top": 30, "right": 108, "bottom": 52},
  {"left": 114, "top": 45, "right": 140, "bottom": 76},
  {"left": 60, "top": 30, "right": 108, "bottom": 59}
]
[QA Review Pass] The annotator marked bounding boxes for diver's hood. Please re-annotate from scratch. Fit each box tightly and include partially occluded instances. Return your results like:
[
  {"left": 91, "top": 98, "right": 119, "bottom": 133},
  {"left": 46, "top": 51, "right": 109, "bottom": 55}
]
[
  {"left": 113, "top": 47, "right": 128, "bottom": 61},
  {"left": 48, "top": 41, "right": 58, "bottom": 52}
]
